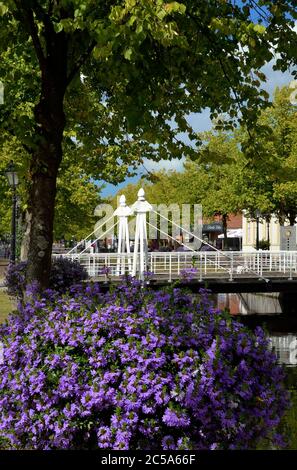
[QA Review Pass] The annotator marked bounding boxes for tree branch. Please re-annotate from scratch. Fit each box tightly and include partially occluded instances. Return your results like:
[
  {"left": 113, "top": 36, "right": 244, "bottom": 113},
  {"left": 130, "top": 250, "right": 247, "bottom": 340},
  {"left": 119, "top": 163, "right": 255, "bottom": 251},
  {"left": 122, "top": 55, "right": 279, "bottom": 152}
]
[
  {"left": 187, "top": 11, "right": 265, "bottom": 160},
  {"left": 66, "top": 40, "right": 97, "bottom": 86},
  {"left": 48, "top": 0, "right": 54, "bottom": 17},
  {"left": 16, "top": 3, "right": 46, "bottom": 70},
  {"left": 249, "top": 0, "right": 270, "bottom": 24}
]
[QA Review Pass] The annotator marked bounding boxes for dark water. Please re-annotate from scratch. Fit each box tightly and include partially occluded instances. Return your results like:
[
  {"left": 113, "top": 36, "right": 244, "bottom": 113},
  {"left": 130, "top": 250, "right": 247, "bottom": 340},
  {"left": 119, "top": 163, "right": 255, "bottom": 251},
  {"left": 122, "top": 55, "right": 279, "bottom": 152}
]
[{"left": 215, "top": 292, "right": 297, "bottom": 366}]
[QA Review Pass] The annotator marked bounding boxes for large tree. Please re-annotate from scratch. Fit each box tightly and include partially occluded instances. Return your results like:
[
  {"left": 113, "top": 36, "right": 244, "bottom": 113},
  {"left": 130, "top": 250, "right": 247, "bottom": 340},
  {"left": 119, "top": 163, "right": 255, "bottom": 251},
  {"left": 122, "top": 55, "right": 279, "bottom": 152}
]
[
  {"left": 0, "top": 1, "right": 296, "bottom": 288},
  {"left": 180, "top": 132, "right": 242, "bottom": 242},
  {"left": 239, "top": 86, "right": 297, "bottom": 224}
]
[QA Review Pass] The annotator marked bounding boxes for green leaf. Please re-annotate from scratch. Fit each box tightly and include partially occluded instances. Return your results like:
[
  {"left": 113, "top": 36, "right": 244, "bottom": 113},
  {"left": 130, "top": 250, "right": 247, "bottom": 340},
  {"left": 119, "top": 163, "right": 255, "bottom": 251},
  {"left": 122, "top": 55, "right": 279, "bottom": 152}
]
[
  {"left": 54, "top": 22, "right": 64, "bottom": 33},
  {"left": 165, "top": 2, "right": 186, "bottom": 14},
  {"left": 124, "top": 47, "right": 132, "bottom": 61},
  {"left": 0, "top": 2, "right": 8, "bottom": 16},
  {"left": 254, "top": 24, "right": 266, "bottom": 34},
  {"left": 136, "top": 23, "right": 143, "bottom": 34}
]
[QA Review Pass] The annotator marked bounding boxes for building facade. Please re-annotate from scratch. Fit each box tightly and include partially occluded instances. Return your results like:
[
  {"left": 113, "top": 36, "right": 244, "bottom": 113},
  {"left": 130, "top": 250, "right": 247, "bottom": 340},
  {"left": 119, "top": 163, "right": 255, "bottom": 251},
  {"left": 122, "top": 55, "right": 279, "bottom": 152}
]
[{"left": 242, "top": 212, "right": 297, "bottom": 251}]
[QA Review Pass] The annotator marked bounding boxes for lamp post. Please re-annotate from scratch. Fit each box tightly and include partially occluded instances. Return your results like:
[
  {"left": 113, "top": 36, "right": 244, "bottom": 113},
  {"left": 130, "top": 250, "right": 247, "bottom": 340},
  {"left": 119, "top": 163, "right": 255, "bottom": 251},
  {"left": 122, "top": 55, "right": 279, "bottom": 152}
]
[
  {"left": 266, "top": 218, "right": 270, "bottom": 247},
  {"left": 255, "top": 209, "right": 261, "bottom": 251},
  {"left": 5, "top": 162, "right": 19, "bottom": 264}
]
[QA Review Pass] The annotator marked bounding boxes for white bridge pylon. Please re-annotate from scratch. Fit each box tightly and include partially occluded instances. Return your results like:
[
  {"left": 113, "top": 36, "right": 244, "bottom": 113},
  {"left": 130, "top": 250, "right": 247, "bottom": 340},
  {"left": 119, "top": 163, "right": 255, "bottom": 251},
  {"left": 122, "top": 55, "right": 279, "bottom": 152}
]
[
  {"left": 116, "top": 187, "right": 217, "bottom": 281},
  {"left": 112, "top": 188, "right": 153, "bottom": 280},
  {"left": 131, "top": 188, "right": 152, "bottom": 280},
  {"left": 114, "top": 195, "right": 132, "bottom": 275}
]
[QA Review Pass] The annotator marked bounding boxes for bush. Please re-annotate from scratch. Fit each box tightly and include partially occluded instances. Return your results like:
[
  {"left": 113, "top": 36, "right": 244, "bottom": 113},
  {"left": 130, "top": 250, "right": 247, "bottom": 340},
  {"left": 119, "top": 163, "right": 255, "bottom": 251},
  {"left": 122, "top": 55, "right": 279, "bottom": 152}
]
[
  {"left": 49, "top": 257, "right": 88, "bottom": 291},
  {"left": 0, "top": 280, "right": 289, "bottom": 450},
  {"left": 4, "top": 257, "right": 88, "bottom": 298},
  {"left": 256, "top": 239, "right": 270, "bottom": 251},
  {"left": 4, "top": 261, "right": 27, "bottom": 298}
]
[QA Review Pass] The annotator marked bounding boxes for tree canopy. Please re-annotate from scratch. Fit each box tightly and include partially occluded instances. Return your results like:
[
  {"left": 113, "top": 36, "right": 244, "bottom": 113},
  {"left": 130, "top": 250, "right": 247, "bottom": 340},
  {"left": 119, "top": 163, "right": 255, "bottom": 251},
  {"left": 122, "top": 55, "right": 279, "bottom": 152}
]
[
  {"left": 115, "top": 85, "right": 297, "bottom": 232},
  {"left": 239, "top": 86, "right": 297, "bottom": 224}
]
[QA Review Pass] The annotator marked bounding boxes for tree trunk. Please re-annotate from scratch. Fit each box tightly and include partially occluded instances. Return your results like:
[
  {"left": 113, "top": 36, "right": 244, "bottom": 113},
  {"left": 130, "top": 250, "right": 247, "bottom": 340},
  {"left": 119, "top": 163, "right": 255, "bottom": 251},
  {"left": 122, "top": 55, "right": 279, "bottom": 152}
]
[
  {"left": 21, "top": 7, "right": 70, "bottom": 289},
  {"left": 222, "top": 213, "right": 228, "bottom": 249},
  {"left": 26, "top": 97, "right": 66, "bottom": 288},
  {"left": 289, "top": 212, "right": 296, "bottom": 226},
  {"left": 279, "top": 213, "right": 286, "bottom": 226},
  {"left": 26, "top": 156, "right": 61, "bottom": 288},
  {"left": 26, "top": 59, "right": 67, "bottom": 288}
]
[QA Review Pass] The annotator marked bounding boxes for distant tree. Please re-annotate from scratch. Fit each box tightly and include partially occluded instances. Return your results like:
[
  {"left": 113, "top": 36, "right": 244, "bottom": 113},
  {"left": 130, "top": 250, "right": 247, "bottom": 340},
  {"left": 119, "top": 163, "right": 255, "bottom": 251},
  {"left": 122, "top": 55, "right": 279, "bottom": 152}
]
[
  {"left": 239, "top": 86, "right": 297, "bottom": 225},
  {"left": 182, "top": 132, "right": 242, "bottom": 243},
  {"left": 0, "top": 144, "right": 103, "bottom": 257},
  {"left": 116, "top": 90, "right": 297, "bottom": 241}
]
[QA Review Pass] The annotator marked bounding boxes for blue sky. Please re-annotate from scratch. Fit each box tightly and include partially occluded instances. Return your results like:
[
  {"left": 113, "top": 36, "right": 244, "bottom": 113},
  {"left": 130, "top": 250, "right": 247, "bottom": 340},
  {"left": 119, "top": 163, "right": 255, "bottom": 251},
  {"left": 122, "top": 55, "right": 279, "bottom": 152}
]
[{"left": 100, "top": 62, "right": 294, "bottom": 198}]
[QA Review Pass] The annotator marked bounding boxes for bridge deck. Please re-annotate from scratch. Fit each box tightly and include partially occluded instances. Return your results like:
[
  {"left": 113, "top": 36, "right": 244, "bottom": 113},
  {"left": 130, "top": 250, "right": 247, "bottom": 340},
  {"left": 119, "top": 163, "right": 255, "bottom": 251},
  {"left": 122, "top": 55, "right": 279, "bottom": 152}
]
[
  {"left": 91, "top": 276, "right": 297, "bottom": 293},
  {"left": 55, "top": 251, "right": 297, "bottom": 292}
]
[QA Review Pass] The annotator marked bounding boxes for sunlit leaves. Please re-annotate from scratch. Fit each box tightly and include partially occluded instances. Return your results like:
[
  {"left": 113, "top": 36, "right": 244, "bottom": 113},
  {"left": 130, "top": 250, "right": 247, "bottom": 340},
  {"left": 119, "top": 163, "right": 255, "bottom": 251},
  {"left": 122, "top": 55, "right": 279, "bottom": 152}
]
[{"left": 0, "top": 2, "right": 8, "bottom": 16}]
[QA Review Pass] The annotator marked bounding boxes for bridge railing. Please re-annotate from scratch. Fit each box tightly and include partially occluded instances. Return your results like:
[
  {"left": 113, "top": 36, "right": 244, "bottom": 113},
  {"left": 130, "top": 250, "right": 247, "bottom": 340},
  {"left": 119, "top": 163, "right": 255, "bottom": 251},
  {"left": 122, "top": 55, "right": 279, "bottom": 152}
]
[{"left": 53, "top": 250, "right": 297, "bottom": 281}]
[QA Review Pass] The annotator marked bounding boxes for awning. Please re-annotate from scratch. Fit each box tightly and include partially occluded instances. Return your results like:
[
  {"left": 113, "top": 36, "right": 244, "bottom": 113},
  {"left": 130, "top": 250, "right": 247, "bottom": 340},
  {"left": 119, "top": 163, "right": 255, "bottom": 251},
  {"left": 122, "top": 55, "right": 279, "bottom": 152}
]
[
  {"left": 203, "top": 222, "right": 223, "bottom": 233},
  {"left": 218, "top": 228, "right": 242, "bottom": 239}
]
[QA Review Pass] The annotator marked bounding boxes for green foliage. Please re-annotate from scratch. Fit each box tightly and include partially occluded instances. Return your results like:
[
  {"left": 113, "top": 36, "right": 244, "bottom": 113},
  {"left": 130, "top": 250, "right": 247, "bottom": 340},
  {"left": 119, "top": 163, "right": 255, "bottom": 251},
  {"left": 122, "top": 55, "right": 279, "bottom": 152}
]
[
  {"left": 54, "top": 153, "right": 103, "bottom": 241},
  {"left": 239, "top": 86, "right": 297, "bottom": 223},
  {"left": 114, "top": 86, "right": 297, "bottom": 229},
  {"left": 1, "top": 1, "right": 297, "bottom": 164},
  {"left": 0, "top": 142, "right": 103, "bottom": 242},
  {"left": 182, "top": 131, "right": 242, "bottom": 219}
]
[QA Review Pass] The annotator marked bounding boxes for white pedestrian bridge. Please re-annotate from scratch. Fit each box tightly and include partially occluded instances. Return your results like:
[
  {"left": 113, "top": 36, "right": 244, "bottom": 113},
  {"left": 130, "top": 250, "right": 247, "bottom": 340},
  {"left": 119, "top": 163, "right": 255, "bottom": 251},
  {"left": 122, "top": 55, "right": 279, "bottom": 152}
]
[
  {"left": 56, "top": 250, "right": 297, "bottom": 283},
  {"left": 56, "top": 189, "right": 297, "bottom": 288}
]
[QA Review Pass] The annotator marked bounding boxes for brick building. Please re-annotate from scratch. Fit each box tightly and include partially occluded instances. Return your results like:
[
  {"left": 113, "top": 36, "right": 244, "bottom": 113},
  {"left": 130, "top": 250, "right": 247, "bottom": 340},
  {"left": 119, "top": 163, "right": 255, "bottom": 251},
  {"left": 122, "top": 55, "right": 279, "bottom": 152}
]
[{"left": 203, "top": 213, "right": 242, "bottom": 250}]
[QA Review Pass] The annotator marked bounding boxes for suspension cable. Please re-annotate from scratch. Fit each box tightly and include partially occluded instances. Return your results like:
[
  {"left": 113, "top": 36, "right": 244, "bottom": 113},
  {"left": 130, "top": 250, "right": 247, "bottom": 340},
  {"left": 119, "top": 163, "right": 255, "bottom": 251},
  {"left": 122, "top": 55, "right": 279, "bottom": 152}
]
[
  {"left": 66, "top": 213, "right": 115, "bottom": 254},
  {"left": 68, "top": 221, "right": 119, "bottom": 257},
  {"left": 151, "top": 210, "right": 269, "bottom": 282},
  {"left": 147, "top": 221, "right": 230, "bottom": 274}
]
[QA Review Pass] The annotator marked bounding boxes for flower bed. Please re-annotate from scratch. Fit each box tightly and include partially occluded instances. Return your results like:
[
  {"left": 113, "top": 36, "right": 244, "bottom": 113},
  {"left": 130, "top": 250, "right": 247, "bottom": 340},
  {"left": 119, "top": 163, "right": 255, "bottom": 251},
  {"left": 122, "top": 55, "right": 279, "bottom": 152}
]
[
  {"left": 4, "top": 257, "right": 88, "bottom": 298},
  {"left": 0, "top": 279, "right": 289, "bottom": 449}
]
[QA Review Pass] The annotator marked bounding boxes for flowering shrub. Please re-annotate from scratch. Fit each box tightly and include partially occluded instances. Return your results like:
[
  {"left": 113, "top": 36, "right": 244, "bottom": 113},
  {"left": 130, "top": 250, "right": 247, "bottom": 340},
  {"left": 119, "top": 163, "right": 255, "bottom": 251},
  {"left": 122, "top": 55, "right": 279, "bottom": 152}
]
[
  {"left": 49, "top": 257, "right": 88, "bottom": 291},
  {"left": 4, "top": 261, "right": 27, "bottom": 298},
  {"left": 0, "top": 280, "right": 289, "bottom": 450},
  {"left": 180, "top": 267, "right": 198, "bottom": 281},
  {"left": 4, "top": 257, "right": 88, "bottom": 298}
]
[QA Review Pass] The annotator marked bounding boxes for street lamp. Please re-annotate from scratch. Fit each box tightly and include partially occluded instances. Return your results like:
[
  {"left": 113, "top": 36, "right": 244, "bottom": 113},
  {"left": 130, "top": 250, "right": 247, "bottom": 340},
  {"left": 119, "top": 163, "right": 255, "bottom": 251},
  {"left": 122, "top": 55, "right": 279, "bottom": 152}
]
[
  {"left": 266, "top": 216, "right": 270, "bottom": 247},
  {"left": 5, "top": 162, "right": 19, "bottom": 263},
  {"left": 255, "top": 209, "right": 261, "bottom": 251}
]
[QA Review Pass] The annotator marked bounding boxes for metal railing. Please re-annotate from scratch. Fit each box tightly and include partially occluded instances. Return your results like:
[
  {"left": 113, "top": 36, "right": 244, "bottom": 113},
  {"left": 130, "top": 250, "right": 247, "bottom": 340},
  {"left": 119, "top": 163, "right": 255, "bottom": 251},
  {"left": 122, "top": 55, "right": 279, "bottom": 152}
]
[{"left": 53, "top": 250, "right": 297, "bottom": 281}]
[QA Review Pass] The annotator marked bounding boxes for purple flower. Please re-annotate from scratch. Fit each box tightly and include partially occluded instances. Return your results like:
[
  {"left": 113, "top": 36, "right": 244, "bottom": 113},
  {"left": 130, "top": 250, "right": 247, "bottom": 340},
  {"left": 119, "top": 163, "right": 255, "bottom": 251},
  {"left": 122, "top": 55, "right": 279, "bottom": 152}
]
[
  {"left": 162, "top": 409, "right": 190, "bottom": 428},
  {"left": 180, "top": 267, "right": 198, "bottom": 281},
  {"left": 0, "top": 279, "right": 289, "bottom": 450}
]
